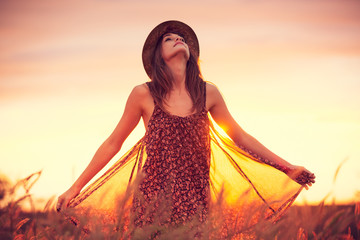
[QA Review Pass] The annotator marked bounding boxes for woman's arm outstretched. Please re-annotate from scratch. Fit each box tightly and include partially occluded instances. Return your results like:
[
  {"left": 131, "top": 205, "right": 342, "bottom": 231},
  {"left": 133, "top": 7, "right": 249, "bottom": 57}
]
[
  {"left": 57, "top": 85, "right": 146, "bottom": 211},
  {"left": 207, "top": 83, "right": 315, "bottom": 189}
]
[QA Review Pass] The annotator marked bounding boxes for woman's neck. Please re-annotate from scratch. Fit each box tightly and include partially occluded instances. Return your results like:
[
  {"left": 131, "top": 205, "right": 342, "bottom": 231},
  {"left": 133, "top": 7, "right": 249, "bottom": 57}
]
[{"left": 165, "top": 56, "right": 187, "bottom": 92}]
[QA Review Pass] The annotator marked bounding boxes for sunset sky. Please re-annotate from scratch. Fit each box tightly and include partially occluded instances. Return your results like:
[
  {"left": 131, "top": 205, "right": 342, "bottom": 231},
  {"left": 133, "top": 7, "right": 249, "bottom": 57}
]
[{"left": 1, "top": 0, "right": 359, "bottom": 205}]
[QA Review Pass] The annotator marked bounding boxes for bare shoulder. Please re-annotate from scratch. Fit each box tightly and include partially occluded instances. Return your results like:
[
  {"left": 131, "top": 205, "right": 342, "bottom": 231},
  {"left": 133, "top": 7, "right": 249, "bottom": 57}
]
[
  {"left": 205, "top": 82, "right": 223, "bottom": 110},
  {"left": 127, "top": 83, "right": 152, "bottom": 102},
  {"left": 126, "top": 83, "right": 154, "bottom": 120},
  {"left": 131, "top": 83, "right": 151, "bottom": 97},
  {"left": 206, "top": 82, "right": 222, "bottom": 96}
]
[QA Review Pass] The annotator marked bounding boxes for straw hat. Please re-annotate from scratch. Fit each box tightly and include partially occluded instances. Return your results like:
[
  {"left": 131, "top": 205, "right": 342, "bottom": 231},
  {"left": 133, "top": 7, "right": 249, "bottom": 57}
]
[{"left": 142, "top": 20, "right": 200, "bottom": 78}]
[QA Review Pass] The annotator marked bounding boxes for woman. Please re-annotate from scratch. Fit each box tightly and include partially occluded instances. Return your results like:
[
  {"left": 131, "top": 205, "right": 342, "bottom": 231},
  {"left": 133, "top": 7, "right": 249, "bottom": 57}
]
[{"left": 57, "top": 20, "right": 315, "bottom": 236}]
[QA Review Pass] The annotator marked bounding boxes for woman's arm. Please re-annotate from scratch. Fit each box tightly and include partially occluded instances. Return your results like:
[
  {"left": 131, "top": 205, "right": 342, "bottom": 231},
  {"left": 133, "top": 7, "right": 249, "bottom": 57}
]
[
  {"left": 57, "top": 85, "right": 146, "bottom": 211},
  {"left": 207, "top": 83, "right": 315, "bottom": 188}
]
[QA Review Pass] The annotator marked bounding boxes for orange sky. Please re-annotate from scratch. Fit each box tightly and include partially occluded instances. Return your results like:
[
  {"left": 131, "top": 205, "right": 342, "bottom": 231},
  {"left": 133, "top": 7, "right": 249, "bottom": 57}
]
[{"left": 1, "top": 0, "right": 360, "bottom": 205}]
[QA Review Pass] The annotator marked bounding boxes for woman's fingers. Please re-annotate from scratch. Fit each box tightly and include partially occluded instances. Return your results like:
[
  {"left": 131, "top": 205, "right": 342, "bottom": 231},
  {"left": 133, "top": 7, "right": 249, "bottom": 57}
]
[
  {"left": 56, "top": 197, "right": 63, "bottom": 212},
  {"left": 57, "top": 193, "right": 70, "bottom": 212},
  {"left": 57, "top": 188, "right": 80, "bottom": 212}
]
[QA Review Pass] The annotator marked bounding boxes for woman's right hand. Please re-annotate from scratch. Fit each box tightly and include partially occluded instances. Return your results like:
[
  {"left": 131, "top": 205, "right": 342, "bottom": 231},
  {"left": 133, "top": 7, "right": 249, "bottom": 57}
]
[
  {"left": 287, "top": 165, "right": 316, "bottom": 190},
  {"left": 56, "top": 187, "right": 80, "bottom": 212}
]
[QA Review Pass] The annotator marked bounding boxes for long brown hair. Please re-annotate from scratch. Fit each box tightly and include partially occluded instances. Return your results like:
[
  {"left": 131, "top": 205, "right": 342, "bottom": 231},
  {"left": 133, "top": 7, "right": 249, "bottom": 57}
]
[{"left": 148, "top": 33, "right": 205, "bottom": 113}]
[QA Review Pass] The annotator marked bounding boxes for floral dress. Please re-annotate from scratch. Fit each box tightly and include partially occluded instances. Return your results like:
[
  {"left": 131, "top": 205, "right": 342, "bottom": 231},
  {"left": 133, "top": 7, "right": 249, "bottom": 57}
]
[{"left": 132, "top": 82, "right": 210, "bottom": 229}]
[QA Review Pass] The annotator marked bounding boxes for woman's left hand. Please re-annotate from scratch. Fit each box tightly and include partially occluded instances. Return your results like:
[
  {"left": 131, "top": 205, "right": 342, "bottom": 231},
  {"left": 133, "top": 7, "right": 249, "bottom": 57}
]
[{"left": 287, "top": 166, "right": 315, "bottom": 190}]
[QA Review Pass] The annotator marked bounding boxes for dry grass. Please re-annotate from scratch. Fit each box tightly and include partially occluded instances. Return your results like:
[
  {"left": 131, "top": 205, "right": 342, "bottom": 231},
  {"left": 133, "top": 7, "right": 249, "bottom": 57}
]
[{"left": 0, "top": 171, "right": 358, "bottom": 240}]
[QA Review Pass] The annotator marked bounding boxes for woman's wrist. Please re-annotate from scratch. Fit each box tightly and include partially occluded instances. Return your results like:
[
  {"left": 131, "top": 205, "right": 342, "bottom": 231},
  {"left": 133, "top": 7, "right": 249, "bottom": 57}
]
[{"left": 71, "top": 183, "right": 83, "bottom": 193}]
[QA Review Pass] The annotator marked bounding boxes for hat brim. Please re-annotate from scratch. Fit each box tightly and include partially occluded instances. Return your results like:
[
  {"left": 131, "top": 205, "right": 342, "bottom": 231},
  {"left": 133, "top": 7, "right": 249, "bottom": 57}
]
[{"left": 142, "top": 20, "right": 199, "bottom": 78}]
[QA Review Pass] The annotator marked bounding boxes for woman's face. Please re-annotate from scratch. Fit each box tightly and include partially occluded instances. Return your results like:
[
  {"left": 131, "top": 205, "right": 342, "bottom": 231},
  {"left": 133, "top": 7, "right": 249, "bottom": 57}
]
[{"left": 160, "top": 33, "right": 190, "bottom": 62}]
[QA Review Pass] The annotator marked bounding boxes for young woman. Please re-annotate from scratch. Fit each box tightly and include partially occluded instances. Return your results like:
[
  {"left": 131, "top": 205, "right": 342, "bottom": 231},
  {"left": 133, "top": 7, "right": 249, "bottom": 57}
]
[{"left": 57, "top": 20, "right": 315, "bottom": 235}]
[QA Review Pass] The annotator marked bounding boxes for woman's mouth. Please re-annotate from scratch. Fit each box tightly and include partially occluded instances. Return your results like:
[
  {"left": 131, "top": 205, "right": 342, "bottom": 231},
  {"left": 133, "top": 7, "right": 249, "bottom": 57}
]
[{"left": 174, "top": 42, "right": 184, "bottom": 47}]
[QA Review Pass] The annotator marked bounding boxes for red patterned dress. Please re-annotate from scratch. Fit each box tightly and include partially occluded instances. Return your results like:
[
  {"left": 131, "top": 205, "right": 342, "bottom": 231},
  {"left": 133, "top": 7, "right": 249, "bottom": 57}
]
[{"left": 132, "top": 83, "right": 210, "bottom": 228}]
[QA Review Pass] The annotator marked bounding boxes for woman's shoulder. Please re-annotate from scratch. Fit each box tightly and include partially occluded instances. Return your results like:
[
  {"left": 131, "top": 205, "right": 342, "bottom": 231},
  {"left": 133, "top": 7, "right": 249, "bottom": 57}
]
[
  {"left": 205, "top": 81, "right": 224, "bottom": 111},
  {"left": 205, "top": 81, "right": 221, "bottom": 97},
  {"left": 131, "top": 82, "right": 152, "bottom": 97},
  {"left": 125, "top": 83, "right": 153, "bottom": 112}
]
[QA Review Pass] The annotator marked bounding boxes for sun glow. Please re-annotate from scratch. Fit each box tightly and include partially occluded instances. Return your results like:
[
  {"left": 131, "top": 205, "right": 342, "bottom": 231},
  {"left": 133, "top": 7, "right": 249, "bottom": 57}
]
[{"left": 1, "top": 0, "right": 360, "bottom": 207}]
